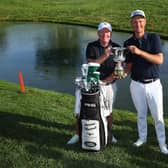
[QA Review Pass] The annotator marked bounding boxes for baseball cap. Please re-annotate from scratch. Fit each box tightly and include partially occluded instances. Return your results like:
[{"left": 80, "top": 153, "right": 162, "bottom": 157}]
[
  {"left": 97, "top": 22, "right": 112, "bottom": 31},
  {"left": 130, "top": 9, "right": 145, "bottom": 18}
]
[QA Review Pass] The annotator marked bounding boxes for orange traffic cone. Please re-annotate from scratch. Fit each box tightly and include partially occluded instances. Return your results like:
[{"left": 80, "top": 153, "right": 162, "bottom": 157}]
[{"left": 18, "top": 71, "right": 25, "bottom": 93}]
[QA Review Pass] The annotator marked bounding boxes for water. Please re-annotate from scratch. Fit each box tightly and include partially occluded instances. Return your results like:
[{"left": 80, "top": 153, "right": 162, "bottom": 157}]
[{"left": 0, "top": 22, "right": 168, "bottom": 114}]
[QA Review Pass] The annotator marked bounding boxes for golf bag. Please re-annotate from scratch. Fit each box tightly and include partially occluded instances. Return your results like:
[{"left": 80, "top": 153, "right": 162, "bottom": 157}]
[{"left": 79, "top": 87, "right": 110, "bottom": 151}]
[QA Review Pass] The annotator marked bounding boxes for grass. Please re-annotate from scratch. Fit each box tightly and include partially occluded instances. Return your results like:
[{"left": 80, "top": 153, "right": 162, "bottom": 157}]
[
  {"left": 0, "top": 0, "right": 168, "bottom": 38},
  {"left": 0, "top": 1, "right": 168, "bottom": 167},
  {"left": 0, "top": 80, "right": 168, "bottom": 168}
]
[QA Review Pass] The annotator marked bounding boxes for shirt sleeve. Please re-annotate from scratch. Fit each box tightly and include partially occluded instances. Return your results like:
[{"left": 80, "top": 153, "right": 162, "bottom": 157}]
[
  {"left": 150, "top": 34, "right": 162, "bottom": 54},
  {"left": 86, "top": 43, "right": 96, "bottom": 60}
]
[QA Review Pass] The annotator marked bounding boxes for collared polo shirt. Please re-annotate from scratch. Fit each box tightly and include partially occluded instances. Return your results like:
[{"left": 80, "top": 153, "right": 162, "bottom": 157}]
[
  {"left": 86, "top": 39, "right": 120, "bottom": 80},
  {"left": 124, "top": 32, "right": 162, "bottom": 80}
]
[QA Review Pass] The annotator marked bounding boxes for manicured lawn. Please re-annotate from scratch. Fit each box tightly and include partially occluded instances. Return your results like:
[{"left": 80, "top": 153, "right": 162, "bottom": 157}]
[
  {"left": 0, "top": 1, "right": 168, "bottom": 167},
  {"left": 0, "top": 80, "right": 168, "bottom": 168},
  {"left": 0, "top": 0, "right": 168, "bottom": 38}
]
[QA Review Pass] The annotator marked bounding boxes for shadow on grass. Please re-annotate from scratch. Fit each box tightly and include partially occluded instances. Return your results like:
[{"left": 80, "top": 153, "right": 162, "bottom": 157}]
[
  {"left": 113, "top": 118, "right": 168, "bottom": 167},
  {"left": 0, "top": 110, "right": 167, "bottom": 167},
  {"left": 63, "top": 157, "right": 121, "bottom": 168},
  {"left": 25, "top": 144, "right": 122, "bottom": 168},
  {"left": 0, "top": 111, "right": 121, "bottom": 167},
  {"left": 0, "top": 110, "right": 78, "bottom": 150}
]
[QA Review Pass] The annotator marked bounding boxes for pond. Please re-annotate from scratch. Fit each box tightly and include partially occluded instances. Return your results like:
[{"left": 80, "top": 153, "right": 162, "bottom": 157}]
[{"left": 0, "top": 22, "right": 168, "bottom": 114}]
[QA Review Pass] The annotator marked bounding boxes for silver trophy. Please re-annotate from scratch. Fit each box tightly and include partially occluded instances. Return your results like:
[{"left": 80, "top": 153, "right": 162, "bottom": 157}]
[{"left": 112, "top": 47, "right": 126, "bottom": 77}]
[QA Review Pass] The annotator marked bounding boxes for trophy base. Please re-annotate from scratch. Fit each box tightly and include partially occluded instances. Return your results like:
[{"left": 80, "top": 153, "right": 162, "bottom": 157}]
[{"left": 114, "top": 70, "right": 124, "bottom": 77}]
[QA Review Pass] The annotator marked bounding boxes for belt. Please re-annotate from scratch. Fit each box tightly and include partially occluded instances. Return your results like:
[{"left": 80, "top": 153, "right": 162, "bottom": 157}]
[
  {"left": 134, "top": 78, "right": 158, "bottom": 84},
  {"left": 112, "top": 79, "right": 116, "bottom": 84}
]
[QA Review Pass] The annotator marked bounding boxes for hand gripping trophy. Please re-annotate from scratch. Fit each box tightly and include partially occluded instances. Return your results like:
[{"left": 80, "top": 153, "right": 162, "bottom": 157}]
[{"left": 112, "top": 47, "right": 127, "bottom": 78}]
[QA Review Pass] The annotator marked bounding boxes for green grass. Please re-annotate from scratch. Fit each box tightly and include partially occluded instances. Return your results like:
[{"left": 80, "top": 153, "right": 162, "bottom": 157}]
[
  {"left": 0, "top": 1, "right": 168, "bottom": 167},
  {"left": 0, "top": 0, "right": 168, "bottom": 38},
  {"left": 0, "top": 80, "right": 168, "bottom": 168}
]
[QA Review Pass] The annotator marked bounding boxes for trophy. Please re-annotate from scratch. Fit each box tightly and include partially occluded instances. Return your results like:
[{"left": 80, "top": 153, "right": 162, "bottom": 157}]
[{"left": 112, "top": 47, "right": 126, "bottom": 77}]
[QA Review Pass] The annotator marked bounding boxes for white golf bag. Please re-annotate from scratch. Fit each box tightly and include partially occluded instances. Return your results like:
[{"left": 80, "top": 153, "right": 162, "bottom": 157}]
[{"left": 79, "top": 88, "right": 110, "bottom": 151}]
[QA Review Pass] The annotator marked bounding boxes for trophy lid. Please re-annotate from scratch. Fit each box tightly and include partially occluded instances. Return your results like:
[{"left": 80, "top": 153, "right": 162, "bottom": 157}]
[
  {"left": 112, "top": 47, "right": 126, "bottom": 51},
  {"left": 88, "top": 62, "right": 100, "bottom": 67},
  {"left": 112, "top": 47, "right": 126, "bottom": 62}
]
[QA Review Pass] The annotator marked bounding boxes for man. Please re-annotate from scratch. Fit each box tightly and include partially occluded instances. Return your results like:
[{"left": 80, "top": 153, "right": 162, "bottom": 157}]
[
  {"left": 67, "top": 22, "right": 120, "bottom": 145},
  {"left": 124, "top": 9, "right": 168, "bottom": 154}
]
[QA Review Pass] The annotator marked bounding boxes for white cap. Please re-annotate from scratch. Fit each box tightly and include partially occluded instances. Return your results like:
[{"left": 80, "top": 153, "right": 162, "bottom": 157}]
[
  {"left": 97, "top": 22, "right": 112, "bottom": 31},
  {"left": 130, "top": 10, "right": 145, "bottom": 18}
]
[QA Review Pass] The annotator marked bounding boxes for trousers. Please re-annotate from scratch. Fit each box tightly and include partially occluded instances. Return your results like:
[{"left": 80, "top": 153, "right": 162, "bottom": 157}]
[{"left": 130, "top": 79, "right": 166, "bottom": 146}]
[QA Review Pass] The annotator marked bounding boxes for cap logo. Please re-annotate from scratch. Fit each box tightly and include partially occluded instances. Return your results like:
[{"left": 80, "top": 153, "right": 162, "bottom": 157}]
[
  {"left": 131, "top": 9, "right": 145, "bottom": 18},
  {"left": 97, "top": 22, "right": 112, "bottom": 31}
]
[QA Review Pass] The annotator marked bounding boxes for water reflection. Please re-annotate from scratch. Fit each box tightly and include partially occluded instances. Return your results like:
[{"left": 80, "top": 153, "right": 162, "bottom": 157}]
[{"left": 0, "top": 23, "right": 167, "bottom": 114}]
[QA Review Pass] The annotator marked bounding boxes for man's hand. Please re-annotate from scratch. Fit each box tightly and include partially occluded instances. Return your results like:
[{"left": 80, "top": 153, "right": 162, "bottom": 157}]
[
  {"left": 128, "top": 45, "right": 141, "bottom": 55},
  {"left": 101, "top": 73, "right": 117, "bottom": 84},
  {"left": 104, "top": 46, "right": 113, "bottom": 58}
]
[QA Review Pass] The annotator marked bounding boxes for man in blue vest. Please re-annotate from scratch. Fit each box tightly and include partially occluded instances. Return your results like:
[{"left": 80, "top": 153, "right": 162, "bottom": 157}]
[{"left": 124, "top": 9, "right": 168, "bottom": 154}]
